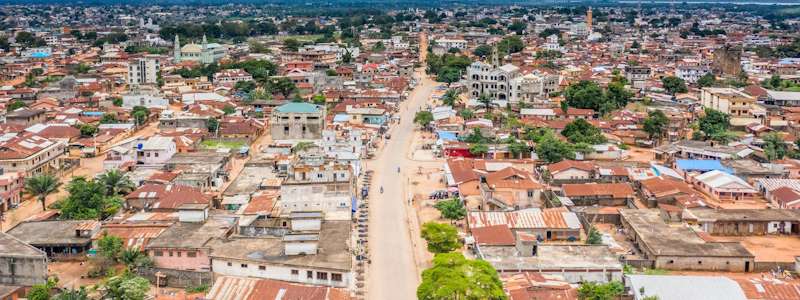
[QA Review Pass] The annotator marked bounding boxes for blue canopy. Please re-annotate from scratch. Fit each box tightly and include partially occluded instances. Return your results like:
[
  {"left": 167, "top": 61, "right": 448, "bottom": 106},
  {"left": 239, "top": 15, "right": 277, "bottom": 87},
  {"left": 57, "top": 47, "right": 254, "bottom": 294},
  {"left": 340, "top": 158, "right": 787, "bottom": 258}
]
[
  {"left": 436, "top": 131, "right": 458, "bottom": 141},
  {"left": 675, "top": 159, "right": 733, "bottom": 174}
]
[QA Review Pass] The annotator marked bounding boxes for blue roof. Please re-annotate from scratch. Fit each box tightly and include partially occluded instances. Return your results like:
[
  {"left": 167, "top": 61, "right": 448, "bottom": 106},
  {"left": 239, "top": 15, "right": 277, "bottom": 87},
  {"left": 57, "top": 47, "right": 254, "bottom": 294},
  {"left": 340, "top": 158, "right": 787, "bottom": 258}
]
[
  {"left": 82, "top": 111, "right": 104, "bottom": 116},
  {"left": 436, "top": 131, "right": 458, "bottom": 141},
  {"left": 30, "top": 52, "right": 50, "bottom": 58},
  {"left": 333, "top": 114, "right": 350, "bottom": 122},
  {"left": 675, "top": 159, "right": 732, "bottom": 174},
  {"left": 275, "top": 102, "right": 320, "bottom": 114}
]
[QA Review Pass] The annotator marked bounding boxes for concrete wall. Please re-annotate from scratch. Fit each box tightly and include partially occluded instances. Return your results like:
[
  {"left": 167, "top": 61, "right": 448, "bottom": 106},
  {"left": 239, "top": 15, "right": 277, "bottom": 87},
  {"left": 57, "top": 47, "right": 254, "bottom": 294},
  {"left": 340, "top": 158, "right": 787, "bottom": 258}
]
[
  {"left": 210, "top": 258, "right": 350, "bottom": 288},
  {"left": 149, "top": 248, "right": 211, "bottom": 271},
  {"left": 498, "top": 269, "right": 622, "bottom": 284},
  {"left": 139, "top": 267, "right": 212, "bottom": 288},
  {"left": 0, "top": 256, "right": 48, "bottom": 286},
  {"left": 292, "top": 219, "right": 321, "bottom": 231},
  {"left": 653, "top": 255, "right": 753, "bottom": 272}
]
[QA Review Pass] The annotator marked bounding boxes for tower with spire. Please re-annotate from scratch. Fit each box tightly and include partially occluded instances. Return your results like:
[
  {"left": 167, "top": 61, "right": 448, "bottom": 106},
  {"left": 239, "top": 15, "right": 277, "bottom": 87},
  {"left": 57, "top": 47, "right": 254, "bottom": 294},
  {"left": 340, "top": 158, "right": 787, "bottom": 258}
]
[
  {"left": 201, "top": 35, "right": 210, "bottom": 64},
  {"left": 173, "top": 35, "right": 181, "bottom": 63}
]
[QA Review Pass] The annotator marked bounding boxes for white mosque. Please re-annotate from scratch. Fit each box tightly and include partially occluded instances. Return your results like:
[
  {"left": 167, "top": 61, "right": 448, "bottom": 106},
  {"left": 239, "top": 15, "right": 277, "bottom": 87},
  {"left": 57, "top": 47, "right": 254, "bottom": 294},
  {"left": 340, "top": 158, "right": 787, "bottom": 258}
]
[{"left": 173, "top": 35, "right": 226, "bottom": 64}]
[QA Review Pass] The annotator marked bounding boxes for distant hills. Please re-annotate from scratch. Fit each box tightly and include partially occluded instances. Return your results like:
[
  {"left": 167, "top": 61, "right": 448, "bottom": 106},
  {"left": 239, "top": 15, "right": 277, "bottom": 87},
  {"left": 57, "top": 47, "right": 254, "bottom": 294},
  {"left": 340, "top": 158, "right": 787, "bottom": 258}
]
[{"left": 3, "top": 0, "right": 800, "bottom": 5}]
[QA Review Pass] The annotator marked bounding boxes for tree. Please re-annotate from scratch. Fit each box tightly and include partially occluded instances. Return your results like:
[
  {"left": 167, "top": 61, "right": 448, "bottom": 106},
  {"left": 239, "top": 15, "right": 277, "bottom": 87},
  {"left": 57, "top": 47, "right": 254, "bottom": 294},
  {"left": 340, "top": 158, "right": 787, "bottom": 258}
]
[
  {"left": 562, "top": 119, "right": 606, "bottom": 144},
  {"left": 473, "top": 44, "right": 492, "bottom": 57},
  {"left": 417, "top": 252, "right": 506, "bottom": 300},
  {"left": 605, "top": 81, "right": 632, "bottom": 112},
  {"left": 121, "top": 249, "right": 153, "bottom": 271},
  {"left": 697, "top": 73, "right": 716, "bottom": 88},
  {"left": 708, "top": 130, "right": 738, "bottom": 144},
  {"left": 661, "top": 76, "right": 688, "bottom": 95},
  {"left": 28, "top": 283, "right": 52, "bottom": 300},
  {"left": 223, "top": 105, "right": 236, "bottom": 115},
  {"left": 477, "top": 93, "right": 492, "bottom": 111},
  {"left": 267, "top": 77, "right": 297, "bottom": 98},
  {"left": 414, "top": 111, "right": 434, "bottom": 128},
  {"left": 434, "top": 198, "right": 466, "bottom": 222},
  {"left": 642, "top": 110, "right": 669, "bottom": 140},
  {"left": 508, "top": 140, "right": 529, "bottom": 158},
  {"left": 104, "top": 273, "right": 150, "bottom": 300},
  {"left": 372, "top": 41, "right": 386, "bottom": 52},
  {"left": 577, "top": 281, "right": 624, "bottom": 300},
  {"left": 111, "top": 97, "right": 123, "bottom": 107},
  {"left": 24, "top": 174, "right": 62, "bottom": 212},
  {"left": 469, "top": 143, "right": 489, "bottom": 157},
  {"left": 763, "top": 132, "right": 788, "bottom": 161},
  {"left": 311, "top": 94, "right": 326, "bottom": 105},
  {"left": 207, "top": 118, "right": 219, "bottom": 133},
  {"left": 586, "top": 226, "right": 603, "bottom": 245},
  {"left": 564, "top": 80, "right": 605, "bottom": 112},
  {"left": 698, "top": 108, "right": 730, "bottom": 138},
  {"left": 459, "top": 109, "right": 474, "bottom": 120},
  {"left": 535, "top": 136, "right": 576, "bottom": 163},
  {"left": 292, "top": 141, "right": 316, "bottom": 153},
  {"left": 420, "top": 222, "right": 461, "bottom": 253},
  {"left": 283, "top": 38, "right": 301, "bottom": 52},
  {"left": 441, "top": 89, "right": 459, "bottom": 107},
  {"left": 53, "top": 287, "right": 89, "bottom": 300},
  {"left": 436, "top": 67, "right": 461, "bottom": 84},
  {"left": 6, "top": 100, "right": 26, "bottom": 112},
  {"left": 97, "top": 169, "right": 135, "bottom": 196},
  {"left": 79, "top": 124, "right": 98, "bottom": 137},
  {"left": 497, "top": 36, "right": 524, "bottom": 55},
  {"left": 58, "top": 177, "right": 123, "bottom": 220},
  {"left": 100, "top": 113, "right": 118, "bottom": 124},
  {"left": 97, "top": 234, "right": 124, "bottom": 262}
]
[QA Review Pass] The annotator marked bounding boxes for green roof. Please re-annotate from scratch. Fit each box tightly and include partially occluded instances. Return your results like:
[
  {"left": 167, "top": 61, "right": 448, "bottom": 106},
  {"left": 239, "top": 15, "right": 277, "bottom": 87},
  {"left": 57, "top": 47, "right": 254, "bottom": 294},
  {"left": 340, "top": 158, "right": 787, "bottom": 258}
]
[{"left": 275, "top": 102, "right": 321, "bottom": 113}]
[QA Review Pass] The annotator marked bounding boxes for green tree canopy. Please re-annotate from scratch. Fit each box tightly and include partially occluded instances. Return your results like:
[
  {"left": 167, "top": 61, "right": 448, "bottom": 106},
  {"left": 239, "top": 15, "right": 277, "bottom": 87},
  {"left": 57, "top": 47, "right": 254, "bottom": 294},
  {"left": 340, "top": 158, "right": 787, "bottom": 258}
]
[
  {"left": 698, "top": 108, "right": 730, "bottom": 138},
  {"left": 434, "top": 198, "right": 466, "bottom": 222},
  {"left": 104, "top": 273, "right": 150, "bottom": 300},
  {"left": 535, "top": 136, "right": 577, "bottom": 163},
  {"left": 417, "top": 252, "right": 506, "bottom": 300},
  {"left": 473, "top": 44, "right": 492, "bottom": 57},
  {"left": 97, "top": 234, "right": 124, "bottom": 262},
  {"left": 697, "top": 73, "right": 717, "bottom": 88},
  {"left": 662, "top": 76, "right": 688, "bottom": 95},
  {"left": 420, "top": 222, "right": 461, "bottom": 253},
  {"left": 561, "top": 118, "right": 607, "bottom": 145},
  {"left": 79, "top": 124, "right": 98, "bottom": 137},
  {"left": 414, "top": 111, "right": 434, "bottom": 128},
  {"left": 763, "top": 132, "right": 788, "bottom": 161},
  {"left": 58, "top": 177, "right": 123, "bottom": 220},
  {"left": 564, "top": 80, "right": 606, "bottom": 112},
  {"left": 642, "top": 110, "right": 669, "bottom": 140},
  {"left": 577, "top": 281, "right": 624, "bottom": 300},
  {"left": 24, "top": 174, "right": 62, "bottom": 212}
]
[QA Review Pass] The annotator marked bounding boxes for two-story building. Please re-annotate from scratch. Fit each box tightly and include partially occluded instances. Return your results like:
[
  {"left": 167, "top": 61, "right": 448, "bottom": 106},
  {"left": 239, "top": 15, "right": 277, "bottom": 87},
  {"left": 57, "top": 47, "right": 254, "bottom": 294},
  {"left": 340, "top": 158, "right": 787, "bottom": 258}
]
[{"left": 269, "top": 103, "right": 325, "bottom": 141}]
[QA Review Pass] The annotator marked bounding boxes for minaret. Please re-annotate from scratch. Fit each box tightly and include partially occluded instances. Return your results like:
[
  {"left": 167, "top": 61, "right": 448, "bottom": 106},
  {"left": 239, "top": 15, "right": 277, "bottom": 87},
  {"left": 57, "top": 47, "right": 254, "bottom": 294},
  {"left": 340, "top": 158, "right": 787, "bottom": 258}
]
[
  {"left": 173, "top": 35, "right": 181, "bottom": 63},
  {"left": 587, "top": 7, "right": 593, "bottom": 32},
  {"left": 491, "top": 45, "right": 500, "bottom": 67},
  {"left": 201, "top": 34, "right": 209, "bottom": 64}
]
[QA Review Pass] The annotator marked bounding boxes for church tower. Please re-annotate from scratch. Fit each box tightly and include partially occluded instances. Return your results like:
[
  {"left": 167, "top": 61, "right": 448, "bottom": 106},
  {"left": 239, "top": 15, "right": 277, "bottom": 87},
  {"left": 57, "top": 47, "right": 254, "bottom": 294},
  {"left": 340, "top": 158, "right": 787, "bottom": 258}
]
[
  {"left": 173, "top": 35, "right": 181, "bottom": 63},
  {"left": 201, "top": 34, "right": 209, "bottom": 64}
]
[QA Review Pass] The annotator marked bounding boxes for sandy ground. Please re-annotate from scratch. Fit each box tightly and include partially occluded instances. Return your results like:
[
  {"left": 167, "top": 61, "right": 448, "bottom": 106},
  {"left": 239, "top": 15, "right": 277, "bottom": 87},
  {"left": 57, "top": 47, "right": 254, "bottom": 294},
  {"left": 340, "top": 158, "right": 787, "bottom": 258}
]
[{"left": 708, "top": 235, "right": 800, "bottom": 263}]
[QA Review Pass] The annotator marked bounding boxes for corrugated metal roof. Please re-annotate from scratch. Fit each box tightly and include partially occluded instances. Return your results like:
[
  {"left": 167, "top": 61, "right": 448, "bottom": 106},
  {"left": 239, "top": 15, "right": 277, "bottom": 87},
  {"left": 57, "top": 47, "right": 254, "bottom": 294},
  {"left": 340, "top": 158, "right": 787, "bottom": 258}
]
[{"left": 468, "top": 210, "right": 581, "bottom": 230}]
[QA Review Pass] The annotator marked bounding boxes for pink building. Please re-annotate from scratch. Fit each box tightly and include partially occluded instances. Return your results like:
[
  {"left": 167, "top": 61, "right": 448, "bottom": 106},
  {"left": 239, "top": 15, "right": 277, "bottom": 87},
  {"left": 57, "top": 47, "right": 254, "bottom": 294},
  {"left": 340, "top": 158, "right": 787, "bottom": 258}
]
[
  {"left": 145, "top": 208, "right": 232, "bottom": 272},
  {"left": 0, "top": 170, "right": 24, "bottom": 213}
]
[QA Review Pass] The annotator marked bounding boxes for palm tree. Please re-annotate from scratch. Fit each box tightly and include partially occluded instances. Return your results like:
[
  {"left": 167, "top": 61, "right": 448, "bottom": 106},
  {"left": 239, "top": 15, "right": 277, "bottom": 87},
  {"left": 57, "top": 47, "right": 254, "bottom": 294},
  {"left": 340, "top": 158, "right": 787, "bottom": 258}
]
[
  {"left": 24, "top": 174, "right": 62, "bottom": 212},
  {"left": 97, "top": 170, "right": 135, "bottom": 197}
]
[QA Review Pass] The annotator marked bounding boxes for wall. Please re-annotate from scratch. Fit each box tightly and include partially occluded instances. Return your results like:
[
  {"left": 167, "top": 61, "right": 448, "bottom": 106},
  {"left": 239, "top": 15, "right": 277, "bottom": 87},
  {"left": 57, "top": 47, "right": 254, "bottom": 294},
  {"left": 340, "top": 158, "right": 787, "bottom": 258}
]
[
  {"left": 139, "top": 267, "right": 212, "bottom": 288},
  {"left": 497, "top": 268, "right": 622, "bottom": 284},
  {"left": 210, "top": 258, "right": 350, "bottom": 288},
  {"left": 653, "top": 255, "right": 753, "bottom": 272},
  {"left": 0, "top": 256, "right": 48, "bottom": 286},
  {"left": 149, "top": 248, "right": 211, "bottom": 271}
]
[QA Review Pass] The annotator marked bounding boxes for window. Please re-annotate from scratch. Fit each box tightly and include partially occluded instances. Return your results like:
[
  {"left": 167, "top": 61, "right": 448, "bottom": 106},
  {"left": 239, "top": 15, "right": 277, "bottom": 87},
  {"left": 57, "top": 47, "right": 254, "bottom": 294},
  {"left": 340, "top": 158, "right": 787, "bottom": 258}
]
[
  {"left": 154, "top": 152, "right": 159, "bottom": 157},
  {"left": 317, "top": 272, "right": 328, "bottom": 280},
  {"left": 169, "top": 251, "right": 174, "bottom": 257},
  {"left": 527, "top": 190, "right": 534, "bottom": 197},
  {"left": 176, "top": 251, "right": 181, "bottom": 257},
  {"left": 227, "top": 262, "right": 232, "bottom": 267},
  {"left": 307, "top": 271, "right": 313, "bottom": 279},
  {"left": 259, "top": 265, "right": 266, "bottom": 270},
  {"left": 187, "top": 251, "right": 197, "bottom": 257},
  {"left": 154, "top": 251, "right": 163, "bottom": 257},
  {"left": 331, "top": 273, "right": 342, "bottom": 281},
  {"left": 291, "top": 269, "right": 299, "bottom": 275},
  {"left": 698, "top": 261, "right": 702, "bottom": 265},
  {"left": 241, "top": 264, "right": 248, "bottom": 268}
]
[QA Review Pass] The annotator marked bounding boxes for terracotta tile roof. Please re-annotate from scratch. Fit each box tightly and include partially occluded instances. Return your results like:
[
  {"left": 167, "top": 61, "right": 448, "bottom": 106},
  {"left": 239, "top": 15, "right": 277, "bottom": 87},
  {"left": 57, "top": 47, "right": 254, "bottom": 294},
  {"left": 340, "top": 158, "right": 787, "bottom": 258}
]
[
  {"left": 547, "top": 160, "right": 595, "bottom": 174},
  {"left": 562, "top": 183, "right": 635, "bottom": 199},
  {"left": 485, "top": 167, "right": 543, "bottom": 190},
  {"left": 206, "top": 276, "right": 350, "bottom": 300},
  {"left": 503, "top": 272, "right": 578, "bottom": 300},
  {"left": 243, "top": 191, "right": 279, "bottom": 215},
  {"left": 0, "top": 135, "right": 58, "bottom": 160},
  {"left": 93, "top": 223, "right": 171, "bottom": 251},
  {"left": 468, "top": 209, "right": 581, "bottom": 230},
  {"left": 471, "top": 224, "right": 515, "bottom": 246},
  {"left": 447, "top": 158, "right": 481, "bottom": 184},
  {"left": 735, "top": 277, "right": 800, "bottom": 300},
  {"left": 772, "top": 186, "right": 800, "bottom": 209},
  {"left": 125, "top": 184, "right": 211, "bottom": 210}
]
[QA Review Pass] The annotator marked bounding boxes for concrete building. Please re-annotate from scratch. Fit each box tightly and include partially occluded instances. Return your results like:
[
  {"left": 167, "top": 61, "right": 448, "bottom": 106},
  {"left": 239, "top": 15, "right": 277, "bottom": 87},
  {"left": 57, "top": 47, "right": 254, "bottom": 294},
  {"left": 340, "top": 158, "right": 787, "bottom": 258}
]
[
  {"left": 279, "top": 153, "right": 354, "bottom": 215},
  {"left": 128, "top": 56, "right": 160, "bottom": 86},
  {"left": 684, "top": 209, "right": 800, "bottom": 236},
  {"left": 676, "top": 65, "right": 710, "bottom": 84},
  {"left": 624, "top": 66, "right": 651, "bottom": 90},
  {"left": 435, "top": 38, "right": 467, "bottom": 51},
  {"left": 208, "top": 219, "right": 352, "bottom": 288},
  {"left": 136, "top": 136, "right": 176, "bottom": 168},
  {"left": 0, "top": 170, "right": 24, "bottom": 213},
  {"left": 270, "top": 103, "right": 325, "bottom": 141},
  {"left": 700, "top": 87, "right": 765, "bottom": 126},
  {"left": 0, "top": 135, "right": 66, "bottom": 177},
  {"left": 466, "top": 61, "right": 521, "bottom": 101},
  {"left": 6, "top": 220, "right": 100, "bottom": 259},
  {"left": 509, "top": 72, "right": 560, "bottom": 107},
  {"left": 173, "top": 35, "right": 226, "bottom": 64},
  {"left": 0, "top": 232, "right": 47, "bottom": 286},
  {"left": 619, "top": 209, "right": 755, "bottom": 272}
]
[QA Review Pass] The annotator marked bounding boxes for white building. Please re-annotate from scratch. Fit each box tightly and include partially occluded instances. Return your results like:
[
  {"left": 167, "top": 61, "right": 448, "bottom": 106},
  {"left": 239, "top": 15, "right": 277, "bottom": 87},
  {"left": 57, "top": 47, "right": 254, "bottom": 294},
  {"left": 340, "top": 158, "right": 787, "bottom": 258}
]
[
  {"left": 136, "top": 136, "right": 176, "bottom": 168},
  {"left": 466, "top": 61, "right": 520, "bottom": 101},
  {"left": 122, "top": 94, "right": 168, "bottom": 109},
  {"left": 435, "top": 38, "right": 468, "bottom": 51},
  {"left": 510, "top": 72, "right": 560, "bottom": 106},
  {"left": 676, "top": 65, "right": 710, "bottom": 84},
  {"left": 542, "top": 34, "right": 563, "bottom": 52},
  {"left": 128, "top": 56, "right": 160, "bottom": 86}
]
